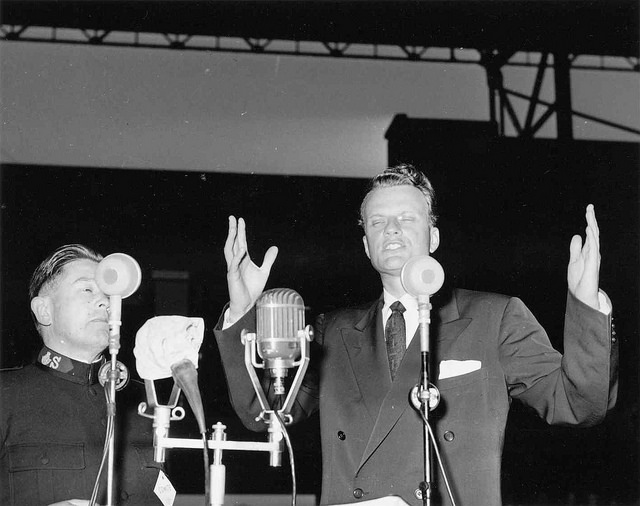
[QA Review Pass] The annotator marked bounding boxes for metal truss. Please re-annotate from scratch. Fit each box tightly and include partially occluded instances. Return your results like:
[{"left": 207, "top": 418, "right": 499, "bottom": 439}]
[
  {"left": 482, "top": 50, "right": 640, "bottom": 140},
  {"left": 2, "top": 25, "right": 639, "bottom": 140}
]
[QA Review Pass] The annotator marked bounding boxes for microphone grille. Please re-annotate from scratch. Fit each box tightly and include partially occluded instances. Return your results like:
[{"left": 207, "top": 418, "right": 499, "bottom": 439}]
[
  {"left": 400, "top": 255, "right": 445, "bottom": 297},
  {"left": 256, "top": 288, "right": 305, "bottom": 341},
  {"left": 95, "top": 253, "right": 142, "bottom": 298}
]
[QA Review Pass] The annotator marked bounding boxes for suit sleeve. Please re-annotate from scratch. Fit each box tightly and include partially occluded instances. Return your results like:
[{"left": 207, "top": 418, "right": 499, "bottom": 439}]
[
  {"left": 213, "top": 305, "right": 321, "bottom": 432},
  {"left": 499, "top": 291, "right": 618, "bottom": 427}
]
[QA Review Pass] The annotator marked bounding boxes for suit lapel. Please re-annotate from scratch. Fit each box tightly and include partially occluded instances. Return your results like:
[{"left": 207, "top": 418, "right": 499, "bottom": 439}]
[
  {"left": 341, "top": 297, "right": 391, "bottom": 421},
  {"left": 356, "top": 289, "right": 472, "bottom": 473}
]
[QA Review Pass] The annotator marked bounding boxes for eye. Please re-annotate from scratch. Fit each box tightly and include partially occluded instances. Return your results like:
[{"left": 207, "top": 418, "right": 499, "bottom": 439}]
[{"left": 81, "top": 284, "right": 96, "bottom": 294}]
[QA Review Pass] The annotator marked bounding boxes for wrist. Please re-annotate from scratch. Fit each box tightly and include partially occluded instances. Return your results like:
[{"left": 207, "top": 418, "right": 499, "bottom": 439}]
[{"left": 228, "top": 303, "right": 250, "bottom": 325}]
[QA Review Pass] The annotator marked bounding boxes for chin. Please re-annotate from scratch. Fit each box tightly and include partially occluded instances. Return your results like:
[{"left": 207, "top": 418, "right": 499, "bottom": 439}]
[
  {"left": 379, "top": 261, "right": 406, "bottom": 274},
  {"left": 385, "top": 254, "right": 409, "bottom": 267},
  {"left": 96, "top": 332, "right": 110, "bottom": 347}
]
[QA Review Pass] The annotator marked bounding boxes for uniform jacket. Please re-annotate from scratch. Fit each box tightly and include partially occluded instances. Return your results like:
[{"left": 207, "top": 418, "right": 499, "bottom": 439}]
[
  {"left": 0, "top": 348, "right": 164, "bottom": 506},
  {"left": 214, "top": 288, "right": 618, "bottom": 506}
]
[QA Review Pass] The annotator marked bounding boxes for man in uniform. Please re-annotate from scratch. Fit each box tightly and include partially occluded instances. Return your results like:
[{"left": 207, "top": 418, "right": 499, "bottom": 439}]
[{"left": 0, "top": 244, "right": 165, "bottom": 506}]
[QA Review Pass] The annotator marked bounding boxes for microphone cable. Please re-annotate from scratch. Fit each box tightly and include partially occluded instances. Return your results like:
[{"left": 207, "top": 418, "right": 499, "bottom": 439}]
[
  {"left": 90, "top": 385, "right": 116, "bottom": 506},
  {"left": 170, "top": 358, "right": 210, "bottom": 506},
  {"left": 201, "top": 431, "right": 211, "bottom": 506},
  {"left": 418, "top": 409, "right": 458, "bottom": 506},
  {"left": 273, "top": 395, "right": 297, "bottom": 506}
]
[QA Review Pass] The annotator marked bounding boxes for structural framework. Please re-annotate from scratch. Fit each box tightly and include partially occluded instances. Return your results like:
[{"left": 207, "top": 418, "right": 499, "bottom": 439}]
[{"left": 2, "top": 0, "right": 639, "bottom": 139}]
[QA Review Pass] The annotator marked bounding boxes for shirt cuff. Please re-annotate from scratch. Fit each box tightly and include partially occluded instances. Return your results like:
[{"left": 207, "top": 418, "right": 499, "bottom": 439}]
[
  {"left": 222, "top": 308, "right": 235, "bottom": 330},
  {"left": 598, "top": 290, "right": 612, "bottom": 315}
]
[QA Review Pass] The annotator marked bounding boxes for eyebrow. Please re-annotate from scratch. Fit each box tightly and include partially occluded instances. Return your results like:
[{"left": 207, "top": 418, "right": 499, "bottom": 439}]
[{"left": 72, "top": 277, "right": 96, "bottom": 284}]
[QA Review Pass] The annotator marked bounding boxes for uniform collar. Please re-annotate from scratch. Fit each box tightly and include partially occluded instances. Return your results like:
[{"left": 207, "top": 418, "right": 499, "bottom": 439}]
[{"left": 36, "top": 346, "right": 105, "bottom": 385}]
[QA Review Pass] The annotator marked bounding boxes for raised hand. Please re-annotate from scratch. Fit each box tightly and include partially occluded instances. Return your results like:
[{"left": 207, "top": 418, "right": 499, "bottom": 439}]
[
  {"left": 567, "top": 204, "right": 601, "bottom": 310},
  {"left": 224, "top": 216, "right": 278, "bottom": 323}
]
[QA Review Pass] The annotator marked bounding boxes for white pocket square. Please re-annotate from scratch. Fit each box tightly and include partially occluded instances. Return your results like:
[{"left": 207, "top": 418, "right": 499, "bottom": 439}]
[{"left": 438, "top": 359, "right": 482, "bottom": 380}]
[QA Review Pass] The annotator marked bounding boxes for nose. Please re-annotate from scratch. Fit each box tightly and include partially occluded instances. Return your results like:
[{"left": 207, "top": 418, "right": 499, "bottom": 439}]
[
  {"left": 384, "top": 217, "right": 401, "bottom": 235},
  {"left": 97, "top": 292, "right": 110, "bottom": 312}
]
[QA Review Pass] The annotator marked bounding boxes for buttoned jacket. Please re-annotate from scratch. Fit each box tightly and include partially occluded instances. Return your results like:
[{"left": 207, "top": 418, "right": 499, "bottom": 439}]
[{"left": 215, "top": 288, "right": 617, "bottom": 506}]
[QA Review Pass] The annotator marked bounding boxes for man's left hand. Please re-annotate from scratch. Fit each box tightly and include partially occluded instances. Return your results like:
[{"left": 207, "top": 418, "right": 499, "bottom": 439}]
[{"left": 568, "top": 204, "right": 601, "bottom": 310}]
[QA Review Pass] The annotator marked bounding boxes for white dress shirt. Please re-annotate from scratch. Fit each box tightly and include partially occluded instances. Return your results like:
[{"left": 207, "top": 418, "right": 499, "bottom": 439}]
[{"left": 382, "top": 290, "right": 420, "bottom": 348}]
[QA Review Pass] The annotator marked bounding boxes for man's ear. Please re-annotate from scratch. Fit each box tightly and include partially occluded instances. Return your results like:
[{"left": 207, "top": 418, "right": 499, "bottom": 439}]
[
  {"left": 362, "top": 235, "right": 371, "bottom": 259},
  {"left": 30, "top": 296, "right": 52, "bottom": 326},
  {"left": 429, "top": 227, "right": 440, "bottom": 254}
]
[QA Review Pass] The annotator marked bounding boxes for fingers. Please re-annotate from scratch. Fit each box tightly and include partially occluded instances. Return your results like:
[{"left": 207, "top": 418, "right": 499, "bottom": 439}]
[
  {"left": 583, "top": 204, "right": 601, "bottom": 264},
  {"left": 585, "top": 203, "right": 600, "bottom": 250},
  {"left": 223, "top": 216, "right": 277, "bottom": 276},
  {"left": 236, "top": 217, "right": 249, "bottom": 254},
  {"left": 224, "top": 215, "right": 248, "bottom": 274},
  {"left": 223, "top": 216, "right": 238, "bottom": 265}
]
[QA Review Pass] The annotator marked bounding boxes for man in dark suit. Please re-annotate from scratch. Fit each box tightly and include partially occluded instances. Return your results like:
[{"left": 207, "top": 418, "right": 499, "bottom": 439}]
[{"left": 214, "top": 164, "right": 617, "bottom": 506}]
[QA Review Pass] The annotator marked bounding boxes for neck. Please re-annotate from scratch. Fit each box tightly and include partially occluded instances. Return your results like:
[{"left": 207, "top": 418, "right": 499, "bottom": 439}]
[
  {"left": 380, "top": 272, "right": 407, "bottom": 299},
  {"left": 42, "top": 338, "right": 103, "bottom": 364}
]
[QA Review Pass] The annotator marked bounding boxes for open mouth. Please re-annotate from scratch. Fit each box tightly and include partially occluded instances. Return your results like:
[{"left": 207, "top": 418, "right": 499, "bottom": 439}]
[{"left": 384, "top": 242, "right": 404, "bottom": 251}]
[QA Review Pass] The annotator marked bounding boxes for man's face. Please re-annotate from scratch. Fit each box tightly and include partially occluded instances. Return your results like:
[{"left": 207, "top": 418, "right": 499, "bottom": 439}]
[
  {"left": 362, "top": 185, "right": 440, "bottom": 278},
  {"left": 36, "top": 259, "right": 110, "bottom": 360}
]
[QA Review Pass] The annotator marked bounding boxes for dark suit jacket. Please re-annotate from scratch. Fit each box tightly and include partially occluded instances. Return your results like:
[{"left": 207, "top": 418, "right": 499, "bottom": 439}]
[{"left": 214, "top": 288, "right": 617, "bottom": 506}]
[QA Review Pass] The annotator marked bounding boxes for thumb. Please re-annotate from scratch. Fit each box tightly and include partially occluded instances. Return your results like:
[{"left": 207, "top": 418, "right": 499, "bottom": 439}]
[
  {"left": 260, "top": 246, "right": 279, "bottom": 272},
  {"left": 569, "top": 235, "right": 582, "bottom": 264}
]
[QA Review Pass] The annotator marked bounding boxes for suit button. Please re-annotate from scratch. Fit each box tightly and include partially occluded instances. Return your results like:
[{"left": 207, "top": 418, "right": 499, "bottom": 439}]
[
  {"left": 444, "top": 430, "right": 455, "bottom": 442},
  {"left": 353, "top": 488, "right": 364, "bottom": 499},
  {"left": 337, "top": 431, "right": 346, "bottom": 440}
]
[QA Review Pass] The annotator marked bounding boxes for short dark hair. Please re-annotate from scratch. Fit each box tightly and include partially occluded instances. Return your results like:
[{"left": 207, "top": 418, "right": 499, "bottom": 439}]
[
  {"left": 29, "top": 244, "right": 103, "bottom": 301},
  {"left": 359, "top": 163, "right": 437, "bottom": 228}
]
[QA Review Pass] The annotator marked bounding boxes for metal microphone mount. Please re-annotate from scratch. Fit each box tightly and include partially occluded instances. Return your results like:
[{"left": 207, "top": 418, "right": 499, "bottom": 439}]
[{"left": 137, "top": 288, "right": 313, "bottom": 506}]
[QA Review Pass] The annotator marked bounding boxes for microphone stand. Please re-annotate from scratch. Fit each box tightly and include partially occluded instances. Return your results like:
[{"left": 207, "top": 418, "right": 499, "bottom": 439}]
[
  {"left": 105, "top": 295, "right": 124, "bottom": 506},
  {"left": 137, "top": 326, "right": 312, "bottom": 506},
  {"left": 241, "top": 325, "right": 313, "bottom": 464},
  {"left": 409, "top": 294, "right": 440, "bottom": 506}
]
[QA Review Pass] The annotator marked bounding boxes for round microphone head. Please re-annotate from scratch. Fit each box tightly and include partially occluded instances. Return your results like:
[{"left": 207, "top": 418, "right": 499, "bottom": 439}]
[
  {"left": 400, "top": 255, "right": 445, "bottom": 297},
  {"left": 95, "top": 253, "right": 142, "bottom": 298},
  {"left": 256, "top": 288, "right": 305, "bottom": 365}
]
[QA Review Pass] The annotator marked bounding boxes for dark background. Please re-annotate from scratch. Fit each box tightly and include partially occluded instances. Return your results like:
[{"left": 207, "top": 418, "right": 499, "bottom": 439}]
[{"left": 1, "top": 132, "right": 638, "bottom": 504}]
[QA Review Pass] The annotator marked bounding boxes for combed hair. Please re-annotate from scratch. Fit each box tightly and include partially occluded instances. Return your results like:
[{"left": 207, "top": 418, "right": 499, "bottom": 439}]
[
  {"left": 29, "top": 244, "right": 103, "bottom": 300},
  {"left": 359, "top": 163, "right": 437, "bottom": 228}
]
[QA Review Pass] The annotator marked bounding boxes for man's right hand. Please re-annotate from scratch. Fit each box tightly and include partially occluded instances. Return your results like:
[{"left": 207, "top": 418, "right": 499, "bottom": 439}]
[{"left": 224, "top": 216, "right": 278, "bottom": 324}]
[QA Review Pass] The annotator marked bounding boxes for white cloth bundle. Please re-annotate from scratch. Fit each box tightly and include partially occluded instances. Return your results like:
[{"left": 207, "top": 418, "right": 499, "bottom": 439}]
[{"left": 134, "top": 316, "right": 205, "bottom": 380}]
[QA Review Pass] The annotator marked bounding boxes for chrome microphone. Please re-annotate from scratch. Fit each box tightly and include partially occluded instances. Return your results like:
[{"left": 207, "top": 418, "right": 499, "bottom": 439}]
[
  {"left": 242, "top": 288, "right": 313, "bottom": 468},
  {"left": 255, "top": 288, "right": 307, "bottom": 394}
]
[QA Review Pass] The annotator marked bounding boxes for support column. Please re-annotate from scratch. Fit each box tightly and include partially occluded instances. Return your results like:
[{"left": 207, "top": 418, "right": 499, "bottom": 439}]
[{"left": 553, "top": 51, "right": 573, "bottom": 140}]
